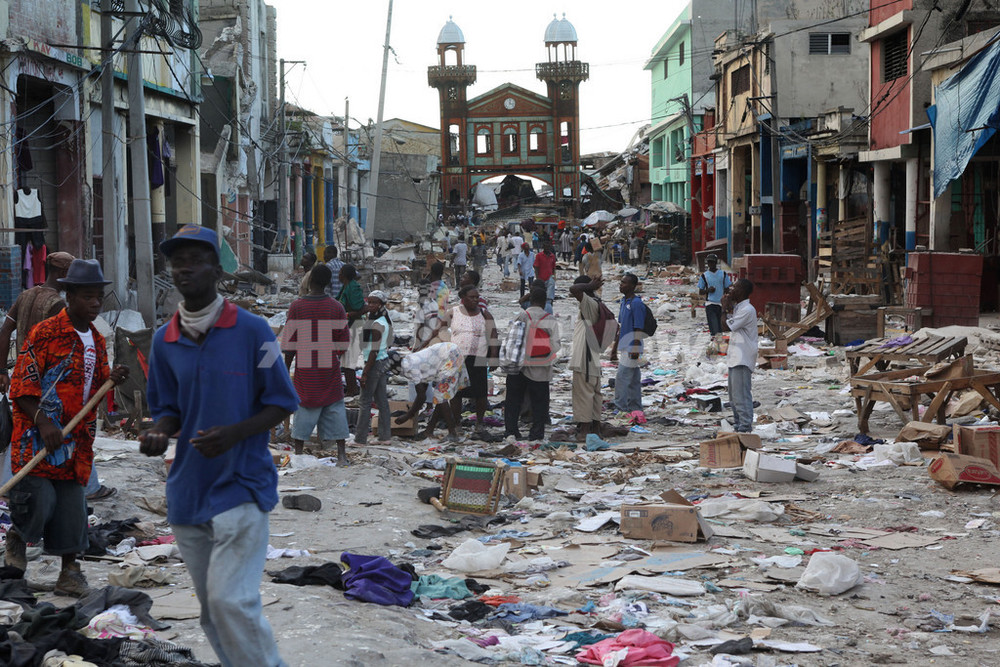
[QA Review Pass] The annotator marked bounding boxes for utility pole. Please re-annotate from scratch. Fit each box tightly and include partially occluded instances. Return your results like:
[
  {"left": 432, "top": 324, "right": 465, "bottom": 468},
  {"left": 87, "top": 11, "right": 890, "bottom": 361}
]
[
  {"left": 365, "top": 0, "right": 393, "bottom": 245},
  {"left": 768, "top": 37, "right": 782, "bottom": 253},
  {"left": 101, "top": 5, "right": 126, "bottom": 303},
  {"left": 343, "top": 97, "right": 350, "bottom": 225},
  {"left": 125, "top": 0, "right": 155, "bottom": 326},
  {"left": 279, "top": 59, "right": 305, "bottom": 260},
  {"left": 278, "top": 58, "right": 289, "bottom": 257}
]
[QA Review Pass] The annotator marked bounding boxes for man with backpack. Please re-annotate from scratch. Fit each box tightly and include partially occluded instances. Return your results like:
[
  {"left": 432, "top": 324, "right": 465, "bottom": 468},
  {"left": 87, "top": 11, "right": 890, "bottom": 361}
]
[
  {"left": 569, "top": 276, "right": 615, "bottom": 440},
  {"left": 611, "top": 273, "right": 656, "bottom": 413},
  {"left": 503, "top": 287, "right": 561, "bottom": 442},
  {"left": 697, "top": 254, "right": 731, "bottom": 336}
]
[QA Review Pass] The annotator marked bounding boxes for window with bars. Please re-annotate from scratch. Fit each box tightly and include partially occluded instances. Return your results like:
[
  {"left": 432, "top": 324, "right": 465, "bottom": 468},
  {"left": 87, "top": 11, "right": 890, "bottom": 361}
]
[
  {"left": 882, "top": 30, "right": 908, "bottom": 82},
  {"left": 731, "top": 64, "right": 750, "bottom": 95},
  {"left": 809, "top": 33, "right": 851, "bottom": 54}
]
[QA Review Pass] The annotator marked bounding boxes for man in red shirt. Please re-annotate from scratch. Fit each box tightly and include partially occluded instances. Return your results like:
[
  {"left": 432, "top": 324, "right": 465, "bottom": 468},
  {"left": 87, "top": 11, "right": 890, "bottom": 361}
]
[
  {"left": 282, "top": 264, "right": 351, "bottom": 464},
  {"left": 533, "top": 242, "right": 557, "bottom": 314}
]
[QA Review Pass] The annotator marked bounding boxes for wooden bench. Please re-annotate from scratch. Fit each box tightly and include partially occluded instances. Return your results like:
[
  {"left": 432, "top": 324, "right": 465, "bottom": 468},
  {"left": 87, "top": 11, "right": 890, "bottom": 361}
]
[{"left": 844, "top": 334, "right": 967, "bottom": 377}]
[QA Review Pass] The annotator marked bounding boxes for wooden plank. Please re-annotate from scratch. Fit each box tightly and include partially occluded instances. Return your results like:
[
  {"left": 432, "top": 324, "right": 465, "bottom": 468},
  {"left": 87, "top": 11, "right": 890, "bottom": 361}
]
[
  {"left": 922, "top": 381, "right": 953, "bottom": 424},
  {"left": 972, "top": 381, "right": 1000, "bottom": 414}
]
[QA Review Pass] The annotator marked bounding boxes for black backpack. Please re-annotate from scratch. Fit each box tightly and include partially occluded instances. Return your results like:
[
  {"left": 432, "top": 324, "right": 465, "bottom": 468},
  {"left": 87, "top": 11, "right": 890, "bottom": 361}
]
[{"left": 639, "top": 300, "right": 658, "bottom": 337}]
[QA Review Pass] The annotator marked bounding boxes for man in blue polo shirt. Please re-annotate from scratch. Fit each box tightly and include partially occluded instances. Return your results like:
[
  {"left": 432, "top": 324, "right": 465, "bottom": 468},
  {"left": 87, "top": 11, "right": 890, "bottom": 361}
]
[
  {"left": 610, "top": 273, "right": 647, "bottom": 413},
  {"left": 140, "top": 225, "right": 298, "bottom": 667},
  {"left": 697, "top": 254, "right": 731, "bottom": 336}
]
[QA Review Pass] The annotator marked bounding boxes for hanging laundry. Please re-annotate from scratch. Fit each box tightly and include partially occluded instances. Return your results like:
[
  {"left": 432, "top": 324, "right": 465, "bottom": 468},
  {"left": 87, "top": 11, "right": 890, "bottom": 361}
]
[
  {"left": 14, "top": 188, "right": 45, "bottom": 249},
  {"left": 30, "top": 243, "right": 46, "bottom": 287}
]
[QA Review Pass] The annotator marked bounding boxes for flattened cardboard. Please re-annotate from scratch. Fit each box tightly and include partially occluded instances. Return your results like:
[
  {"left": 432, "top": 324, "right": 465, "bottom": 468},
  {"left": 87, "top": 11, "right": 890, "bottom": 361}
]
[
  {"left": 743, "top": 449, "right": 797, "bottom": 483},
  {"left": 928, "top": 453, "right": 1000, "bottom": 490},
  {"left": 953, "top": 424, "right": 1000, "bottom": 467},
  {"left": 699, "top": 432, "right": 762, "bottom": 469}
]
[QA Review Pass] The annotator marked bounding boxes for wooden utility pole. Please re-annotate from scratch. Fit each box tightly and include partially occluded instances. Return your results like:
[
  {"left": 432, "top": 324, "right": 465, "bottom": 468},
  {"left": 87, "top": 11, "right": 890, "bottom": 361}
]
[
  {"left": 365, "top": 0, "right": 393, "bottom": 245},
  {"left": 125, "top": 0, "right": 155, "bottom": 326},
  {"left": 768, "top": 38, "right": 782, "bottom": 253},
  {"left": 343, "top": 97, "right": 350, "bottom": 224}
]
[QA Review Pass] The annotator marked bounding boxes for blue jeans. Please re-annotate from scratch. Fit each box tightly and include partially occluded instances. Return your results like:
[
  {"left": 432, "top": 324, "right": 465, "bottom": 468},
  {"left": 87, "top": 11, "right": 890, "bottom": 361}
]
[
  {"left": 1, "top": 447, "right": 100, "bottom": 495},
  {"left": 706, "top": 303, "right": 724, "bottom": 336},
  {"left": 728, "top": 364, "right": 754, "bottom": 432},
  {"left": 354, "top": 357, "right": 391, "bottom": 443},
  {"left": 172, "top": 503, "right": 286, "bottom": 667},
  {"left": 544, "top": 277, "right": 555, "bottom": 314},
  {"left": 614, "top": 358, "right": 643, "bottom": 412}
]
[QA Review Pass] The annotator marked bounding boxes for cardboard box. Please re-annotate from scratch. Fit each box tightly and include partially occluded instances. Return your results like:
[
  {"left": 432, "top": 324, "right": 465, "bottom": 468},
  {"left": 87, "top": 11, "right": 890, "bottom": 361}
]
[
  {"left": 619, "top": 490, "right": 714, "bottom": 543},
  {"left": 954, "top": 424, "right": 1000, "bottom": 466},
  {"left": 373, "top": 400, "right": 418, "bottom": 437},
  {"left": 699, "top": 433, "right": 761, "bottom": 469},
  {"left": 503, "top": 467, "right": 527, "bottom": 498},
  {"left": 795, "top": 462, "right": 821, "bottom": 482},
  {"left": 928, "top": 453, "right": 1000, "bottom": 490},
  {"left": 743, "top": 449, "right": 797, "bottom": 483},
  {"left": 897, "top": 421, "right": 953, "bottom": 451},
  {"left": 526, "top": 469, "right": 544, "bottom": 490}
]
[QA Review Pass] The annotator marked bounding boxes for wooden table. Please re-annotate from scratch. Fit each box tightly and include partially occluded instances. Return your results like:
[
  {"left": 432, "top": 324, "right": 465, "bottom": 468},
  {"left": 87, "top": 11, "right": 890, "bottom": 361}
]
[
  {"left": 850, "top": 364, "right": 1000, "bottom": 433},
  {"left": 845, "top": 334, "right": 967, "bottom": 377}
]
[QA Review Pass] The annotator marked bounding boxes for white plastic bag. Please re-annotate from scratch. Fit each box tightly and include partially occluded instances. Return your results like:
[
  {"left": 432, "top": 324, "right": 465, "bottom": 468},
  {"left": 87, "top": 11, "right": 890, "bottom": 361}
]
[
  {"left": 874, "top": 442, "right": 922, "bottom": 465},
  {"left": 441, "top": 538, "right": 510, "bottom": 572},
  {"left": 796, "top": 553, "right": 863, "bottom": 595}
]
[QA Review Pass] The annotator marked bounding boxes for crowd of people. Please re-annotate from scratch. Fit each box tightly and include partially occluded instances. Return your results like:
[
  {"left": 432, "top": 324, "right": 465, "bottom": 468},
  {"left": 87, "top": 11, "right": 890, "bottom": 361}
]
[{"left": 0, "top": 219, "right": 758, "bottom": 667}]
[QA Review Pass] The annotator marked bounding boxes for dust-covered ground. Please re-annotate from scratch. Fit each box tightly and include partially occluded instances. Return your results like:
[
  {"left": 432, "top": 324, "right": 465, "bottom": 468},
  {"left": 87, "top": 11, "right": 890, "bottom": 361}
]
[{"left": 18, "top": 258, "right": 1000, "bottom": 667}]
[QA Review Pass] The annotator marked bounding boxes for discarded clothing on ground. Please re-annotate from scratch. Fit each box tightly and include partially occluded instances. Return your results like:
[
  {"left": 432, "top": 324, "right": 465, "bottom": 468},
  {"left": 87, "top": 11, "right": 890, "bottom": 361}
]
[
  {"left": 86, "top": 518, "right": 143, "bottom": 557},
  {"left": 491, "top": 602, "right": 567, "bottom": 622},
  {"left": 410, "top": 514, "right": 507, "bottom": 539},
  {"left": 76, "top": 586, "right": 168, "bottom": 631},
  {"left": 576, "top": 629, "right": 680, "bottom": 667},
  {"left": 410, "top": 575, "right": 471, "bottom": 600},
  {"left": 117, "top": 637, "right": 211, "bottom": 666},
  {"left": 340, "top": 553, "right": 414, "bottom": 607},
  {"left": 447, "top": 599, "right": 492, "bottom": 622},
  {"left": 268, "top": 563, "right": 344, "bottom": 588}
]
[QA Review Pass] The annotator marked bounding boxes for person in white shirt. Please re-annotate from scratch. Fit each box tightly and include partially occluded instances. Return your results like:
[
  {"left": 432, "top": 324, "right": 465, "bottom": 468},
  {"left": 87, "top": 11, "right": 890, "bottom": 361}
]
[
  {"left": 496, "top": 234, "right": 510, "bottom": 277},
  {"left": 509, "top": 232, "right": 524, "bottom": 277},
  {"left": 722, "top": 279, "right": 758, "bottom": 433},
  {"left": 452, "top": 237, "right": 468, "bottom": 287}
]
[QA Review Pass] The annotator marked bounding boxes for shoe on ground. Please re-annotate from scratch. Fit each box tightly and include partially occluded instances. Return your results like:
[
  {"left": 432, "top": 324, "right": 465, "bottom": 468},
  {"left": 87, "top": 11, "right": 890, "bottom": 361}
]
[
  {"left": 281, "top": 494, "right": 322, "bottom": 512},
  {"left": 54, "top": 562, "right": 89, "bottom": 597},
  {"left": 4, "top": 529, "right": 26, "bottom": 571},
  {"left": 86, "top": 485, "right": 116, "bottom": 501}
]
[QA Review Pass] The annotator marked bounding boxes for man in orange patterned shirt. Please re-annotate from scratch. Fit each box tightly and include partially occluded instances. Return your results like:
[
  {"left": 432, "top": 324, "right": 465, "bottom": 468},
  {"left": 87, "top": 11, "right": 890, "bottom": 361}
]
[{"left": 5, "top": 259, "right": 128, "bottom": 596}]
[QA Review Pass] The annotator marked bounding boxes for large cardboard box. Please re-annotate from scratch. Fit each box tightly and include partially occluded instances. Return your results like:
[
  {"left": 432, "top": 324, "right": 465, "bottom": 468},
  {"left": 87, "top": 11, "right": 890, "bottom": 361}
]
[
  {"left": 929, "top": 453, "right": 1000, "bottom": 490},
  {"left": 619, "top": 490, "right": 714, "bottom": 543},
  {"left": 897, "top": 421, "right": 952, "bottom": 451},
  {"left": 699, "top": 432, "right": 762, "bottom": 468},
  {"left": 953, "top": 425, "right": 1000, "bottom": 467},
  {"left": 372, "top": 400, "right": 418, "bottom": 437},
  {"left": 504, "top": 467, "right": 527, "bottom": 499},
  {"left": 743, "top": 449, "right": 797, "bottom": 483}
]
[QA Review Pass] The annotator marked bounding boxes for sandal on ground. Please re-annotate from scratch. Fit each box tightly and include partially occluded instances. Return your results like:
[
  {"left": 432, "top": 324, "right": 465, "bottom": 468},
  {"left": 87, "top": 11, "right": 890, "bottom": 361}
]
[{"left": 86, "top": 486, "right": 116, "bottom": 501}]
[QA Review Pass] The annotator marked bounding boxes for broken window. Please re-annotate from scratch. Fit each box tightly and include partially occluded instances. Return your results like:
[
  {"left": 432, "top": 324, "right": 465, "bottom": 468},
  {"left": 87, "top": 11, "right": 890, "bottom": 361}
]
[
  {"left": 809, "top": 33, "right": 851, "bottom": 55},
  {"left": 882, "top": 30, "right": 908, "bottom": 82},
  {"left": 502, "top": 127, "right": 518, "bottom": 155},
  {"left": 476, "top": 128, "right": 492, "bottom": 155},
  {"left": 731, "top": 64, "right": 750, "bottom": 95},
  {"left": 529, "top": 127, "right": 544, "bottom": 153},
  {"left": 560, "top": 121, "right": 571, "bottom": 162}
]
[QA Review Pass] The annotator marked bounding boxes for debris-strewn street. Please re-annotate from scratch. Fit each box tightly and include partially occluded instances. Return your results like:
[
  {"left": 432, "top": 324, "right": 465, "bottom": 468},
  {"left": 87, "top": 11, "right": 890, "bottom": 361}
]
[{"left": 17, "top": 256, "right": 1000, "bottom": 666}]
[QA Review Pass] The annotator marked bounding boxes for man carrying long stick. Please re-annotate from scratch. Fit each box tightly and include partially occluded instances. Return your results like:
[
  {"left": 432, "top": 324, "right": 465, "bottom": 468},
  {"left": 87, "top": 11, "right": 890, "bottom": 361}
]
[{"left": 5, "top": 259, "right": 128, "bottom": 596}]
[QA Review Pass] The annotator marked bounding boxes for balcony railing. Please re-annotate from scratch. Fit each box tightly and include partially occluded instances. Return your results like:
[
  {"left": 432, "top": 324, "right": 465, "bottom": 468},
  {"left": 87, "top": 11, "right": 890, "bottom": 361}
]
[{"left": 535, "top": 61, "right": 589, "bottom": 81}]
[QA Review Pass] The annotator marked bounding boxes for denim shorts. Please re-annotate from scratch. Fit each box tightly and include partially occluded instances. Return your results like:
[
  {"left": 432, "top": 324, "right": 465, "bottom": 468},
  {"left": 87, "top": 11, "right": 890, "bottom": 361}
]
[
  {"left": 9, "top": 475, "right": 88, "bottom": 555},
  {"left": 292, "top": 400, "right": 350, "bottom": 442}
]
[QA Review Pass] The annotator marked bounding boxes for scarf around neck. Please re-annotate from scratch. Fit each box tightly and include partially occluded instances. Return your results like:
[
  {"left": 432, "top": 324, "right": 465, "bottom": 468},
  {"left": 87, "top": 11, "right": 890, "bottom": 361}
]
[{"left": 178, "top": 294, "right": 224, "bottom": 339}]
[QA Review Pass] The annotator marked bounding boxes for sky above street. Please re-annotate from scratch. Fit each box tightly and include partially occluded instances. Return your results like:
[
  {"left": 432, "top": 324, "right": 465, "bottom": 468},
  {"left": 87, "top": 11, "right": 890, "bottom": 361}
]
[{"left": 266, "top": 0, "right": 687, "bottom": 155}]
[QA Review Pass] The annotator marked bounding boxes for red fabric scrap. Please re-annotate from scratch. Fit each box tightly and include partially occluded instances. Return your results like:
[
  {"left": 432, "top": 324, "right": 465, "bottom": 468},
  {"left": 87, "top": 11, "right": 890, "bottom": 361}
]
[{"left": 576, "top": 629, "right": 679, "bottom": 667}]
